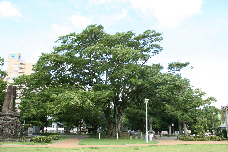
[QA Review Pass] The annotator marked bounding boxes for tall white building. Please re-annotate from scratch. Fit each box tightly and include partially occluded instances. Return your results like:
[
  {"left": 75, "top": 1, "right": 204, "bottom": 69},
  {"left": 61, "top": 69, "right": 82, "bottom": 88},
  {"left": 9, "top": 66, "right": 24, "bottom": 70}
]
[
  {"left": 4, "top": 53, "right": 35, "bottom": 84},
  {"left": 4, "top": 53, "right": 35, "bottom": 109}
]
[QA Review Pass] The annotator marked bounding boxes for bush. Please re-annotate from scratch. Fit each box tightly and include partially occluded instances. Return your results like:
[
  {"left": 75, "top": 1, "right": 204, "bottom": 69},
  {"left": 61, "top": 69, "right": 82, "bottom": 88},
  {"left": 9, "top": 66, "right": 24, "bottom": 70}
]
[
  {"left": 40, "top": 132, "right": 59, "bottom": 136},
  {"left": 23, "top": 124, "right": 30, "bottom": 130},
  {"left": 21, "top": 136, "right": 33, "bottom": 142},
  {"left": 49, "top": 135, "right": 60, "bottom": 140},
  {"left": 222, "top": 129, "right": 227, "bottom": 138},
  {"left": 33, "top": 136, "right": 52, "bottom": 143},
  {"left": 180, "top": 135, "right": 224, "bottom": 141}
]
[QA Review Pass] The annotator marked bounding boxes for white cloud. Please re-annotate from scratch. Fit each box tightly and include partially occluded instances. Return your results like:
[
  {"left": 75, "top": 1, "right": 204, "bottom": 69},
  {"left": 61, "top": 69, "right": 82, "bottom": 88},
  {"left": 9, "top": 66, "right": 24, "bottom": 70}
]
[
  {"left": 97, "top": 8, "right": 131, "bottom": 28},
  {"left": 49, "top": 24, "right": 72, "bottom": 39},
  {"left": 0, "top": 1, "right": 22, "bottom": 17},
  {"left": 117, "top": 8, "right": 128, "bottom": 20},
  {"left": 128, "top": 0, "right": 203, "bottom": 29},
  {"left": 88, "top": 0, "right": 109, "bottom": 4},
  {"left": 71, "top": 14, "right": 92, "bottom": 29}
]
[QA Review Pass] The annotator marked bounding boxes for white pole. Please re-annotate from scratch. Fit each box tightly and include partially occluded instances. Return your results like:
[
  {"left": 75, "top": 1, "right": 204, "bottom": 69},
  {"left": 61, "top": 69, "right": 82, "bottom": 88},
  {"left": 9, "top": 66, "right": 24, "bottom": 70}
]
[
  {"left": 99, "top": 133, "right": 100, "bottom": 139},
  {"left": 141, "top": 132, "right": 142, "bottom": 138},
  {"left": 145, "top": 99, "right": 149, "bottom": 143},
  {"left": 117, "top": 133, "right": 118, "bottom": 139}
]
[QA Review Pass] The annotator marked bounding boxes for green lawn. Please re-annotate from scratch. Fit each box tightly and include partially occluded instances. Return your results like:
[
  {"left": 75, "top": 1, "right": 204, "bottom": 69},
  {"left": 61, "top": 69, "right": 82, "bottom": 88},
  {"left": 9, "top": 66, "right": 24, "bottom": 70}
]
[
  {"left": 0, "top": 144, "right": 227, "bottom": 152},
  {"left": 0, "top": 137, "right": 70, "bottom": 145},
  {"left": 79, "top": 137, "right": 159, "bottom": 145}
]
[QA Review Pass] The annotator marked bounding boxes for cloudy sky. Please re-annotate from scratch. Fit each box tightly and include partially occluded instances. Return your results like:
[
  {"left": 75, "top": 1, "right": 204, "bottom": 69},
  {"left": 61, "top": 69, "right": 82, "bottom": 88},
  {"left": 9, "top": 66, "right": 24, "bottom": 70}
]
[{"left": 0, "top": 0, "right": 227, "bottom": 108}]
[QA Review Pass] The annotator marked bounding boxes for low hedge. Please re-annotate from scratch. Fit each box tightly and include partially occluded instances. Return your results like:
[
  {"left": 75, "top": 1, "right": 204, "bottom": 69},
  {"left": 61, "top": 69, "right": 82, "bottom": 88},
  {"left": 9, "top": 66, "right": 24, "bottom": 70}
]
[
  {"left": 180, "top": 135, "right": 224, "bottom": 141},
  {"left": 33, "top": 136, "right": 52, "bottom": 143},
  {"left": 39, "top": 132, "right": 59, "bottom": 136},
  {"left": 49, "top": 135, "right": 60, "bottom": 140}
]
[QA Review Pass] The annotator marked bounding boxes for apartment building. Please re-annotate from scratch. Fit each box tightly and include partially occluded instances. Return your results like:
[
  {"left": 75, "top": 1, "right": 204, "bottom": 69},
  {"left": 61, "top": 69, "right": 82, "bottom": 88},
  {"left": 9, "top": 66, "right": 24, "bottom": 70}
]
[
  {"left": 5, "top": 53, "right": 35, "bottom": 83},
  {"left": 4, "top": 53, "right": 35, "bottom": 109}
]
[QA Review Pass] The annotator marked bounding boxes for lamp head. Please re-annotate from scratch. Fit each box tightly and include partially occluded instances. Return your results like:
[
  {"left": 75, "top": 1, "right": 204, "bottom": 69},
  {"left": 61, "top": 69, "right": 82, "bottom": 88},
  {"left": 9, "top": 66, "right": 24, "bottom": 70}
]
[{"left": 145, "top": 99, "right": 149, "bottom": 103}]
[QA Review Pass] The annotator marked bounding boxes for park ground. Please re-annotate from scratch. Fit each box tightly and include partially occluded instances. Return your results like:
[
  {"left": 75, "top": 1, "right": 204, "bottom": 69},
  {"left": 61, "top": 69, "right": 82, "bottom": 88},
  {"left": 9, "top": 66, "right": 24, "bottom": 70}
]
[{"left": 0, "top": 135, "right": 228, "bottom": 152}]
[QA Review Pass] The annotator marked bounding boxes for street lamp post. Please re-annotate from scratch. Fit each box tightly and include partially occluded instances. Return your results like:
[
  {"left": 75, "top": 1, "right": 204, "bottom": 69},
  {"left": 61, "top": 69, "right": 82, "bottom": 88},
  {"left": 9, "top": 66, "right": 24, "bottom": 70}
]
[{"left": 145, "top": 99, "right": 149, "bottom": 143}]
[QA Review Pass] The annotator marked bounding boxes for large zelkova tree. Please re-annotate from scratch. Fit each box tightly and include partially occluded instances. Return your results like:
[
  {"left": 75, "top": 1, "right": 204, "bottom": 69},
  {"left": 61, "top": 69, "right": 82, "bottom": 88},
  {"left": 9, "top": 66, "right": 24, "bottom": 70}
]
[
  {"left": 15, "top": 73, "right": 91, "bottom": 131},
  {"left": 0, "top": 57, "right": 7, "bottom": 112},
  {"left": 123, "top": 62, "right": 219, "bottom": 137},
  {"left": 15, "top": 73, "right": 58, "bottom": 127},
  {"left": 17, "top": 24, "right": 163, "bottom": 136},
  {"left": 190, "top": 99, "right": 221, "bottom": 137},
  {"left": 160, "top": 62, "right": 219, "bottom": 136},
  {"left": 123, "top": 68, "right": 191, "bottom": 133}
]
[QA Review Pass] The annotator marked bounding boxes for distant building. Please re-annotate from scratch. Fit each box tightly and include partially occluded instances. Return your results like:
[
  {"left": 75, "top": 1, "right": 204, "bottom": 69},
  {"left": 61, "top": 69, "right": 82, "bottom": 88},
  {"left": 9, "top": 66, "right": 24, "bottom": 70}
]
[
  {"left": 221, "top": 104, "right": 228, "bottom": 136},
  {"left": 4, "top": 53, "right": 35, "bottom": 84},
  {"left": 4, "top": 53, "right": 35, "bottom": 109}
]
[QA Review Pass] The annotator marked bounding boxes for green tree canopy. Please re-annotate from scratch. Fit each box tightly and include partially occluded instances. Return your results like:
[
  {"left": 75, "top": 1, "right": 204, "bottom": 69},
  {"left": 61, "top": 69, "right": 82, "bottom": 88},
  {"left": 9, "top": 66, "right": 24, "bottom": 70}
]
[
  {"left": 16, "top": 24, "right": 163, "bottom": 136},
  {"left": 0, "top": 56, "right": 7, "bottom": 111}
]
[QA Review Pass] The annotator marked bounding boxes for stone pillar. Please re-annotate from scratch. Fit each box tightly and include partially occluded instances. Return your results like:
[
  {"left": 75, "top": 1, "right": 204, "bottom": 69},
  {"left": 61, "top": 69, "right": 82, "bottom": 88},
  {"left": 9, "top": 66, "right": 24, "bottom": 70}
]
[
  {"left": 2, "top": 85, "right": 16, "bottom": 113},
  {"left": 0, "top": 85, "right": 26, "bottom": 139}
]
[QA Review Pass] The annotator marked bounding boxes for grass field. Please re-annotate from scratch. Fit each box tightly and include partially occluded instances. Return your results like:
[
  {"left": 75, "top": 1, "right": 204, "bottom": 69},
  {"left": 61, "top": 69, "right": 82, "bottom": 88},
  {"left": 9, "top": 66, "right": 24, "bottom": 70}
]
[
  {"left": 0, "top": 144, "right": 227, "bottom": 152},
  {"left": 0, "top": 137, "right": 69, "bottom": 145},
  {"left": 78, "top": 136, "right": 159, "bottom": 145}
]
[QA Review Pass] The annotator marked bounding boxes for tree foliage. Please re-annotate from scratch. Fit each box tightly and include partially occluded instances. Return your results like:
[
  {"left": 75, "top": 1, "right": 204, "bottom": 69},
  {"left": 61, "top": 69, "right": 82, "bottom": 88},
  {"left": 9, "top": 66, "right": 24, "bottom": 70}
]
[
  {"left": 15, "top": 25, "right": 219, "bottom": 137},
  {"left": 0, "top": 57, "right": 7, "bottom": 112}
]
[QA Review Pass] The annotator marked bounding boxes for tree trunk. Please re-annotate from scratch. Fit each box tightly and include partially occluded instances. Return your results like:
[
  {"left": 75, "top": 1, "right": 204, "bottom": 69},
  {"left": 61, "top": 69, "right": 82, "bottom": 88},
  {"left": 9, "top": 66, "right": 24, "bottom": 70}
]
[
  {"left": 66, "top": 125, "right": 70, "bottom": 133},
  {"left": 114, "top": 99, "right": 122, "bottom": 138},
  {"left": 114, "top": 102, "right": 118, "bottom": 137},
  {"left": 178, "top": 120, "right": 183, "bottom": 135},
  {"left": 104, "top": 101, "right": 113, "bottom": 137},
  {"left": 183, "top": 122, "right": 187, "bottom": 137}
]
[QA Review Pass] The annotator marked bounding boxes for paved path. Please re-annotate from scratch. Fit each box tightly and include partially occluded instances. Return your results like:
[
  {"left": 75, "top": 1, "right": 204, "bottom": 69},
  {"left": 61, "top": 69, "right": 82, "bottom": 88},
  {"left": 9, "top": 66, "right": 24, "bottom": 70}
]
[{"left": 0, "top": 135, "right": 228, "bottom": 148}]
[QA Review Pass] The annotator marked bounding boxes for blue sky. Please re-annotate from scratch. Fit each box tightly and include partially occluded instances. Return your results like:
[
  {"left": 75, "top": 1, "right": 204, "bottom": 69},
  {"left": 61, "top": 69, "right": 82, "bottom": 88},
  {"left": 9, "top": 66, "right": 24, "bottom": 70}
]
[{"left": 0, "top": 0, "right": 227, "bottom": 108}]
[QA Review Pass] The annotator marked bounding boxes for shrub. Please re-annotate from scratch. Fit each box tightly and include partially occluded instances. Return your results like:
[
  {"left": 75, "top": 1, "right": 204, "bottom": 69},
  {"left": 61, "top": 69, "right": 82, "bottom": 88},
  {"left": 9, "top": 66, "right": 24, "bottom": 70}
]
[
  {"left": 40, "top": 132, "right": 59, "bottom": 136},
  {"left": 23, "top": 124, "right": 30, "bottom": 130},
  {"left": 49, "top": 135, "right": 60, "bottom": 140},
  {"left": 222, "top": 129, "right": 227, "bottom": 138},
  {"left": 180, "top": 136, "right": 224, "bottom": 141},
  {"left": 33, "top": 136, "right": 52, "bottom": 143}
]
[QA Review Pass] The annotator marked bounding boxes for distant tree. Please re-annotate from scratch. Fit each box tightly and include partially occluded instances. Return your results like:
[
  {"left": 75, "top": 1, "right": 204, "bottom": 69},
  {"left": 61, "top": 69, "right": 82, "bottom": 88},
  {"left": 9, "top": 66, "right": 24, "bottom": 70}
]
[
  {"left": 168, "top": 61, "right": 191, "bottom": 73},
  {"left": 0, "top": 57, "right": 7, "bottom": 112}
]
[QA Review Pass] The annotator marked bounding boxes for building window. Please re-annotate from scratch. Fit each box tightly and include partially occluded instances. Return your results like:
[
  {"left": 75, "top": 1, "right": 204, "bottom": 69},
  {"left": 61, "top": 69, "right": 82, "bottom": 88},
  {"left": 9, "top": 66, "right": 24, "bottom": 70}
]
[{"left": 11, "top": 54, "right": 15, "bottom": 59}]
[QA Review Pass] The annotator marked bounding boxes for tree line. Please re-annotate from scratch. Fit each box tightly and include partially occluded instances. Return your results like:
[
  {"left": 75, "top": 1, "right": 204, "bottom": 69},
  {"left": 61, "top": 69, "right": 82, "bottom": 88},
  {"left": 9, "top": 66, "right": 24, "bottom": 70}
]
[{"left": 0, "top": 24, "right": 221, "bottom": 137}]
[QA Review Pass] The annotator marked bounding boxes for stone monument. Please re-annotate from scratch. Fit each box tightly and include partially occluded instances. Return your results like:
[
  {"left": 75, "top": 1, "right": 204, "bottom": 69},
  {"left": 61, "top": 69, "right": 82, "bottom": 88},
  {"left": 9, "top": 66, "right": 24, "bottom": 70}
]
[{"left": 0, "top": 85, "right": 24, "bottom": 139}]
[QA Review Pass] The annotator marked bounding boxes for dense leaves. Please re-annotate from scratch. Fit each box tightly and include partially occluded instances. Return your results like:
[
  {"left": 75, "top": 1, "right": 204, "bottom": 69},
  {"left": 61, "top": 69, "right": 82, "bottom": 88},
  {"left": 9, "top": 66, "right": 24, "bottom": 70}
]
[
  {"left": 15, "top": 25, "right": 220, "bottom": 137},
  {"left": 0, "top": 57, "right": 7, "bottom": 112}
]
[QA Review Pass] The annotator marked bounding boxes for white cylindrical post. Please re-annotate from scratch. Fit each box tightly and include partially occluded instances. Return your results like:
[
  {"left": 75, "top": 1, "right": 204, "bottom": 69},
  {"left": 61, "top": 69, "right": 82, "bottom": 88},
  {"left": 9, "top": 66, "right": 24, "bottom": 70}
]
[
  {"left": 145, "top": 99, "right": 149, "bottom": 143},
  {"left": 117, "top": 133, "right": 118, "bottom": 139},
  {"left": 99, "top": 133, "right": 100, "bottom": 139},
  {"left": 141, "top": 132, "right": 142, "bottom": 138},
  {"left": 149, "top": 134, "right": 153, "bottom": 141}
]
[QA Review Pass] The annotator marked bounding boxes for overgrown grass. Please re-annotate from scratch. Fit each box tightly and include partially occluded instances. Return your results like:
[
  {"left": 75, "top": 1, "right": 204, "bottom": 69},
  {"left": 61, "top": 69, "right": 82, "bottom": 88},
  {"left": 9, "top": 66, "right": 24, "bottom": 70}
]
[
  {"left": 0, "top": 144, "right": 228, "bottom": 152},
  {"left": 0, "top": 137, "right": 69, "bottom": 145},
  {"left": 79, "top": 136, "right": 159, "bottom": 145}
]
